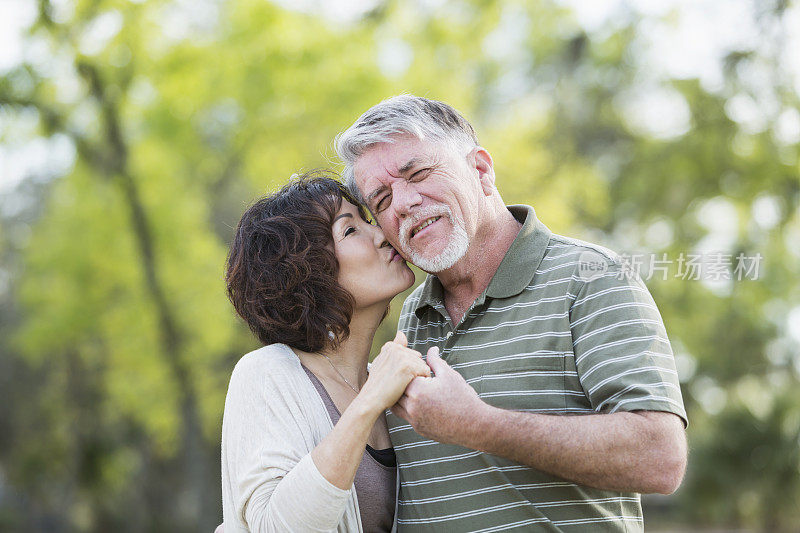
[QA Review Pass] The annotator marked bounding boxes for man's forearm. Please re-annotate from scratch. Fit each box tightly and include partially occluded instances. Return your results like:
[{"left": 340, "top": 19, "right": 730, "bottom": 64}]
[
  {"left": 395, "top": 353, "right": 688, "bottom": 494},
  {"left": 463, "top": 403, "right": 687, "bottom": 494}
]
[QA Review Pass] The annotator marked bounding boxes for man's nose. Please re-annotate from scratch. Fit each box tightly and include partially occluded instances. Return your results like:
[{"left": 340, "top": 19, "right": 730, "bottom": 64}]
[
  {"left": 391, "top": 181, "right": 422, "bottom": 217},
  {"left": 371, "top": 223, "right": 390, "bottom": 249}
]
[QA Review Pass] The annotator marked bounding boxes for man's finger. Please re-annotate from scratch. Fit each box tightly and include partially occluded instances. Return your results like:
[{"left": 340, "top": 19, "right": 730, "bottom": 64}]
[
  {"left": 425, "top": 346, "right": 449, "bottom": 376},
  {"left": 425, "top": 345, "right": 439, "bottom": 361},
  {"left": 394, "top": 330, "right": 408, "bottom": 347}
]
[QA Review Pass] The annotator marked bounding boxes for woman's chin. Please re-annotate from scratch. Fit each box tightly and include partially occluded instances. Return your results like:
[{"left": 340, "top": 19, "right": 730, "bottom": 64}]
[{"left": 400, "top": 268, "right": 416, "bottom": 291}]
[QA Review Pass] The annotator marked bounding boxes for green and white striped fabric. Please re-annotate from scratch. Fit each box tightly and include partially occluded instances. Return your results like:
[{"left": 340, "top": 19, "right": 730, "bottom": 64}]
[{"left": 390, "top": 205, "right": 687, "bottom": 532}]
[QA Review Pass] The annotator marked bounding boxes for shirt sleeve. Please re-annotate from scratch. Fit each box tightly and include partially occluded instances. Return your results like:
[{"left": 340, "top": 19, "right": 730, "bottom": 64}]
[
  {"left": 568, "top": 263, "right": 688, "bottom": 426},
  {"left": 221, "top": 352, "right": 351, "bottom": 532}
]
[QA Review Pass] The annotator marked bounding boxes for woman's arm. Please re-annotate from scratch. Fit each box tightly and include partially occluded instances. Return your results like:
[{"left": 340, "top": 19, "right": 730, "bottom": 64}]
[
  {"left": 311, "top": 332, "right": 429, "bottom": 490},
  {"left": 224, "top": 337, "right": 429, "bottom": 533}
]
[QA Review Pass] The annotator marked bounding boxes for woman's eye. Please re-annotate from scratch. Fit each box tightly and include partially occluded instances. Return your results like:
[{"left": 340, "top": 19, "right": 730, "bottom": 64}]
[{"left": 344, "top": 227, "right": 356, "bottom": 237}]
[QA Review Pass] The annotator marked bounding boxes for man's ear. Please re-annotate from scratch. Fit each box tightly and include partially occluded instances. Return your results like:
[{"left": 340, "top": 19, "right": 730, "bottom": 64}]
[{"left": 472, "top": 147, "right": 496, "bottom": 196}]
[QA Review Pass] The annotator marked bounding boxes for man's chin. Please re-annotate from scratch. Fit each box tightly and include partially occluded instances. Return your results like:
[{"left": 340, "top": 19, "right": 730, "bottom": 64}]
[
  {"left": 404, "top": 244, "right": 441, "bottom": 265},
  {"left": 407, "top": 246, "right": 467, "bottom": 273}
]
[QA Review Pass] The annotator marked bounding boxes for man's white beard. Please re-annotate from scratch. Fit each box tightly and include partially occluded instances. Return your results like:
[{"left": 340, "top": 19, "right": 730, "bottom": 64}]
[{"left": 398, "top": 206, "right": 469, "bottom": 273}]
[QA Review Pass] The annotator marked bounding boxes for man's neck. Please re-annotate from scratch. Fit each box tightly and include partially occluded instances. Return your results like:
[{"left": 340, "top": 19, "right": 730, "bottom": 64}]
[{"left": 437, "top": 208, "right": 522, "bottom": 326}]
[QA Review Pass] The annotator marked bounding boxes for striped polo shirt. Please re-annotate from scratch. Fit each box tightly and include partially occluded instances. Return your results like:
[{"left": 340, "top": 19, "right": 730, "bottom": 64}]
[{"left": 390, "top": 204, "right": 687, "bottom": 532}]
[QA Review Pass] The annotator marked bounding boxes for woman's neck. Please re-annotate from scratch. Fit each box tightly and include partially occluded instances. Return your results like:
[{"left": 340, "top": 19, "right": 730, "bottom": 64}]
[{"left": 300, "top": 304, "right": 387, "bottom": 389}]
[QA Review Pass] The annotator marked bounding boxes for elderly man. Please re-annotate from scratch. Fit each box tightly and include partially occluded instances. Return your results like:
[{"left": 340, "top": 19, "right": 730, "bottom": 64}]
[{"left": 335, "top": 95, "right": 688, "bottom": 531}]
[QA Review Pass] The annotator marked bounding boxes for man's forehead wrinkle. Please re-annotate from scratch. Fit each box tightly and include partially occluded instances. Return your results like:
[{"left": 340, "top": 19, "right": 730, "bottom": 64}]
[
  {"left": 364, "top": 161, "right": 396, "bottom": 203},
  {"left": 427, "top": 152, "right": 443, "bottom": 169},
  {"left": 367, "top": 158, "right": 407, "bottom": 193}
]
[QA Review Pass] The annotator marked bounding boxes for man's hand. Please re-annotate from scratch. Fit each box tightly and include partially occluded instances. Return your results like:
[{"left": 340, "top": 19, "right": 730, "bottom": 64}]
[{"left": 391, "top": 347, "right": 488, "bottom": 445}]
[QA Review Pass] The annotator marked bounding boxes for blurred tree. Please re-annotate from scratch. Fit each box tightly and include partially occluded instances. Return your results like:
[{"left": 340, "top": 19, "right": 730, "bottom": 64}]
[{"left": 1, "top": 0, "right": 399, "bottom": 529}]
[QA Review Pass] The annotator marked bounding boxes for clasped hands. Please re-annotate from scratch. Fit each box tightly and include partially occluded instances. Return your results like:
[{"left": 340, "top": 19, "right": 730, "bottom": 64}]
[{"left": 374, "top": 331, "right": 487, "bottom": 445}]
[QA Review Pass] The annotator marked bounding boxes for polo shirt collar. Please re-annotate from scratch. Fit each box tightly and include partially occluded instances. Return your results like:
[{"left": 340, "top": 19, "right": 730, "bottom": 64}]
[
  {"left": 485, "top": 205, "right": 552, "bottom": 298},
  {"left": 411, "top": 205, "right": 552, "bottom": 317}
]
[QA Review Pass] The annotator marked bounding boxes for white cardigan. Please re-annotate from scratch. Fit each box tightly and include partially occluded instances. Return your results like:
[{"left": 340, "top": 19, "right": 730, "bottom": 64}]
[{"left": 221, "top": 344, "right": 364, "bottom": 532}]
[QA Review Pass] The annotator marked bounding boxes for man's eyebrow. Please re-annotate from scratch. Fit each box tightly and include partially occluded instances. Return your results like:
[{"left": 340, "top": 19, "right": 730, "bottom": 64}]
[
  {"left": 365, "top": 186, "right": 387, "bottom": 205},
  {"left": 333, "top": 212, "right": 353, "bottom": 222},
  {"left": 398, "top": 157, "right": 422, "bottom": 175}
]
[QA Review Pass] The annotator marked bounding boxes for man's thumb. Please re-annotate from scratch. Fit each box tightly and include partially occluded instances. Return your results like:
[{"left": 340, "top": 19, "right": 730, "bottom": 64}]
[
  {"left": 394, "top": 330, "right": 408, "bottom": 346},
  {"left": 425, "top": 346, "right": 448, "bottom": 376}
]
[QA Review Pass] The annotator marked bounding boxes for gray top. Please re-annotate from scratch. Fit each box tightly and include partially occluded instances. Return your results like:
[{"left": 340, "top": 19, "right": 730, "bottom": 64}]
[{"left": 302, "top": 366, "right": 396, "bottom": 533}]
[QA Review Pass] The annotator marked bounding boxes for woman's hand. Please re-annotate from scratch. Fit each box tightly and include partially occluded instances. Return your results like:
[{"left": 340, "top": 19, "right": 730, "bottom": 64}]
[
  {"left": 358, "top": 331, "right": 432, "bottom": 412},
  {"left": 310, "top": 331, "right": 431, "bottom": 492}
]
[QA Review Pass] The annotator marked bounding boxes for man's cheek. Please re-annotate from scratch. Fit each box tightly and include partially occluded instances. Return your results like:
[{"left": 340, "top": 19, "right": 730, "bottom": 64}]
[
  {"left": 387, "top": 226, "right": 403, "bottom": 245},
  {"left": 384, "top": 216, "right": 398, "bottom": 231}
]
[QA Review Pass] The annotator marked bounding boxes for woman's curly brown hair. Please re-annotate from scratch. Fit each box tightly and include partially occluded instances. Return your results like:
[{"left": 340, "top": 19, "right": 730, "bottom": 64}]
[{"left": 225, "top": 171, "right": 369, "bottom": 352}]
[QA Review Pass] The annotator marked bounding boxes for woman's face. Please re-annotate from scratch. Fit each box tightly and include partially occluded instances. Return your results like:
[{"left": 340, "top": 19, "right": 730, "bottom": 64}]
[{"left": 332, "top": 200, "right": 415, "bottom": 310}]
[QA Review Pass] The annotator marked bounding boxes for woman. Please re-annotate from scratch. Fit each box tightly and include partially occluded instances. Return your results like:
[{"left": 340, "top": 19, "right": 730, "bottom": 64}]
[{"left": 221, "top": 172, "right": 430, "bottom": 532}]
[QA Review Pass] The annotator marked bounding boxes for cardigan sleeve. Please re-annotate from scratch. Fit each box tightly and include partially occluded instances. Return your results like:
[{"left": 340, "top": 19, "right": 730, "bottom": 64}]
[{"left": 222, "top": 350, "right": 352, "bottom": 532}]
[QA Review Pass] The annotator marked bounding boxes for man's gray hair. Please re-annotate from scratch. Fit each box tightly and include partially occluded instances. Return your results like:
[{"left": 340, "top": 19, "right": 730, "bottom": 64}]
[{"left": 334, "top": 95, "right": 479, "bottom": 205}]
